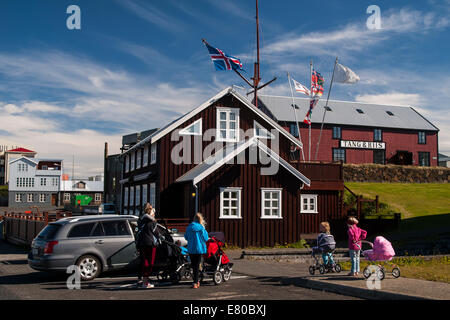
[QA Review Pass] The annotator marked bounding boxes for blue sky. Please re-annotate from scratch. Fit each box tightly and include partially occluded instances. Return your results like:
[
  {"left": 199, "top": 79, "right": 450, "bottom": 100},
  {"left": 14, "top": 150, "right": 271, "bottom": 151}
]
[{"left": 0, "top": 0, "right": 449, "bottom": 176}]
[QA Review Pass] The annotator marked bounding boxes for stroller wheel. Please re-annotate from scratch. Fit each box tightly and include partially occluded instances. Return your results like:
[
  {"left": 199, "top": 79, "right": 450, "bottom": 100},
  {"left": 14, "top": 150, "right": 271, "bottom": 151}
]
[
  {"left": 363, "top": 266, "right": 372, "bottom": 279},
  {"left": 334, "top": 263, "right": 342, "bottom": 273},
  {"left": 319, "top": 266, "right": 326, "bottom": 275},
  {"left": 376, "top": 268, "right": 385, "bottom": 281},
  {"left": 213, "top": 271, "right": 223, "bottom": 285},
  {"left": 223, "top": 267, "right": 232, "bottom": 282},
  {"left": 170, "top": 272, "right": 181, "bottom": 284},
  {"left": 308, "top": 266, "right": 315, "bottom": 275},
  {"left": 392, "top": 267, "right": 401, "bottom": 278}
]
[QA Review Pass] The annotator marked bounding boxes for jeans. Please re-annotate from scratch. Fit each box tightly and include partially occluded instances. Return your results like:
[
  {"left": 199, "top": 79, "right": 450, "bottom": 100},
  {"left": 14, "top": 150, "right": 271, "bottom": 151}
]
[
  {"left": 349, "top": 250, "right": 360, "bottom": 273},
  {"left": 322, "top": 252, "right": 335, "bottom": 266}
]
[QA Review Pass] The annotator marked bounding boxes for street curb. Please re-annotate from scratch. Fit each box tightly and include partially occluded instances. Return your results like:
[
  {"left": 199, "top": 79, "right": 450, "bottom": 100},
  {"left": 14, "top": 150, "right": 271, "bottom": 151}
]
[{"left": 282, "top": 277, "right": 430, "bottom": 300}]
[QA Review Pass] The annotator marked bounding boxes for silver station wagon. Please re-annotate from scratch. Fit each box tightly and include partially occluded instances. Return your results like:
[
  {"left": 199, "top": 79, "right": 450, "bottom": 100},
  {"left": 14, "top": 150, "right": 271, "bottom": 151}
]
[{"left": 28, "top": 215, "right": 141, "bottom": 281}]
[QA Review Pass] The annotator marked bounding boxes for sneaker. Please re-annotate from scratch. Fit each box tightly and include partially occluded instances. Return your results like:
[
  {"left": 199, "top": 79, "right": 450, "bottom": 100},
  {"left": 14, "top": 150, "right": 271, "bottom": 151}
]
[{"left": 142, "top": 282, "right": 154, "bottom": 289}]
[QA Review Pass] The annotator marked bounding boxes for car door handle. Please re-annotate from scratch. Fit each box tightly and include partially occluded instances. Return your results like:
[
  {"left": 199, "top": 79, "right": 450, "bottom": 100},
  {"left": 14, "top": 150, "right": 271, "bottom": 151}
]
[{"left": 95, "top": 240, "right": 104, "bottom": 245}]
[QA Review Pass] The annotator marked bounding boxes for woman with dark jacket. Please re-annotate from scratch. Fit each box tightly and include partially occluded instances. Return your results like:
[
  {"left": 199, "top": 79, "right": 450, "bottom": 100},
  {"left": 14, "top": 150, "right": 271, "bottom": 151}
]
[
  {"left": 184, "top": 213, "right": 209, "bottom": 289},
  {"left": 136, "top": 203, "right": 159, "bottom": 288}
]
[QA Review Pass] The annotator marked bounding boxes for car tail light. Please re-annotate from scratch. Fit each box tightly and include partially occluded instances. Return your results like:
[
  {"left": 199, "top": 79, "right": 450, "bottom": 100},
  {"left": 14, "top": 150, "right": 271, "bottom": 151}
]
[{"left": 44, "top": 241, "right": 58, "bottom": 254}]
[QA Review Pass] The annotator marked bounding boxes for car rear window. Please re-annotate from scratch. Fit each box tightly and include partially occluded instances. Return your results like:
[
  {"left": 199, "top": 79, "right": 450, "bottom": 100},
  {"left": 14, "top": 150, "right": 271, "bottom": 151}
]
[
  {"left": 68, "top": 223, "right": 96, "bottom": 238},
  {"left": 37, "top": 224, "right": 61, "bottom": 240},
  {"left": 101, "top": 220, "right": 130, "bottom": 236}
]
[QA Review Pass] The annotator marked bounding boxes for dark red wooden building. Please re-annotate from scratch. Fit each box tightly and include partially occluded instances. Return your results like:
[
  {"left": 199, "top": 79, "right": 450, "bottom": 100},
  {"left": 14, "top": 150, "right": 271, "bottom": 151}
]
[
  {"left": 119, "top": 87, "right": 345, "bottom": 247},
  {"left": 257, "top": 95, "right": 439, "bottom": 166}
]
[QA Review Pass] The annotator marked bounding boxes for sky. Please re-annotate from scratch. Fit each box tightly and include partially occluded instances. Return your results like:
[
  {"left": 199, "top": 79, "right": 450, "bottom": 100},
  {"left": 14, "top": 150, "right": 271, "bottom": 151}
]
[{"left": 0, "top": 0, "right": 449, "bottom": 177}]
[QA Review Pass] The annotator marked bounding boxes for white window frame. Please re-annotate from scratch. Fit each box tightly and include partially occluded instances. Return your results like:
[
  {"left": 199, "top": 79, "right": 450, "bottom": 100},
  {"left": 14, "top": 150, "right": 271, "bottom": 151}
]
[
  {"left": 180, "top": 119, "right": 203, "bottom": 136},
  {"left": 40, "top": 178, "right": 46, "bottom": 186},
  {"left": 15, "top": 194, "right": 22, "bottom": 202},
  {"left": 261, "top": 188, "right": 283, "bottom": 219},
  {"left": 219, "top": 187, "right": 242, "bottom": 219},
  {"left": 254, "top": 120, "right": 275, "bottom": 140},
  {"left": 216, "top": 108, "right": 240, "bottom": 142},
  {"left": 130, "top": 186, "right": 134, "bottom": 206},
  {"left": 135, "top": 185, "right": 141, "bottom": 206},
  {"left": 136, "top": 149, "right": 142, "bottom": 169},
  {"left": 151, "top": 144, "right": 157, "bottom": 164},
  {"left": 143, "top": 146, "right": 149, "bottom": 167},
  {"left": 39, "top": 194, "right": 46, "bottom": 203},
  {"left": 64, "top": 193, "right": 71, "bottom": 202},
  {"left": 300, "top": 194, "right": 318, "bottom": 214},
  {"left": 95, "top": 193, "right": 101, "bottom": 202},
  {"left": 27, "top": 194, "right": 33, "bottom": 202},
  {"left": 124, "top": 187, "right": 129, "bottom": 207},
  {"left": 149, "top": 183, "right": 156, "bottom": 207},
  {"left": 125, "top": 155, "right": 129, "bottom": 173},
  {"left": 130, "top": 152, "right": 135, "bottom": 171},
  {"left": 142, "top": 184, "right": 148, "bottom": 206}
]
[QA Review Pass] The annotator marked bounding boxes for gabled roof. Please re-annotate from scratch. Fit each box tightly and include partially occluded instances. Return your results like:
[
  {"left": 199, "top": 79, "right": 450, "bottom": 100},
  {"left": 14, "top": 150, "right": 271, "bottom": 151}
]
[
  {"left": 176, "top": 137, "right": 310, "bottom": 186},
  {"left": 122, "top": 87, "right": 303, "bottom": 156},
  {"left": 7, "top": 147, "right": 36, "bottom": 153},
  {"left": 257, "top": 95, "right": 439, "bottom": 132},
  {"left": 8, "top": 156, "right": 38, "bottom": 165}
]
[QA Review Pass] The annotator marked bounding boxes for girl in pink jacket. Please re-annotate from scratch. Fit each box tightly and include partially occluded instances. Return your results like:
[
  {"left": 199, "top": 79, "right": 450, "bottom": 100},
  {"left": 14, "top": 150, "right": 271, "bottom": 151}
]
[{"left": 347, "top": 217, "right": 367, "bottom": 277}]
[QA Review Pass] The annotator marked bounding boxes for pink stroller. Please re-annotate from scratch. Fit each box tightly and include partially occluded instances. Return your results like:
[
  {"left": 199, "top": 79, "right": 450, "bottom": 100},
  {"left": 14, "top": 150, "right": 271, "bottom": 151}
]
[{"left": 357, "top": 236, "right": 401, "bottom": 281}]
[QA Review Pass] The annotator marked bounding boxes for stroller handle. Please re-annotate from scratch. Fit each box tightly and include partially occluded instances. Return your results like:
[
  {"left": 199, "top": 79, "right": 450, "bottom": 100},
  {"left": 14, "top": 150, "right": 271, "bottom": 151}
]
[{"left": 354, "top": 240, "right": 373, "bottom": 250}]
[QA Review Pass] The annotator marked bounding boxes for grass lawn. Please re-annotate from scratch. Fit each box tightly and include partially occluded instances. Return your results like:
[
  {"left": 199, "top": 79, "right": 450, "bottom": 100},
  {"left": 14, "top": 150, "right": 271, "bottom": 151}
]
[
  {"left": 340, "top": 256, "right": 450, "bottom": 283},
  {"left": 345, "top": 182, "right": 450, "bottom": 219}
]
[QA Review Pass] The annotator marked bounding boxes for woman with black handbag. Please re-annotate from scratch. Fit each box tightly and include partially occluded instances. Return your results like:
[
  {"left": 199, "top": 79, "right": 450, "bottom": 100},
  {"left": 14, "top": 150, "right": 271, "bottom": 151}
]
[{"left": 136, "top": 203, "right": 159, "bottom": 288}]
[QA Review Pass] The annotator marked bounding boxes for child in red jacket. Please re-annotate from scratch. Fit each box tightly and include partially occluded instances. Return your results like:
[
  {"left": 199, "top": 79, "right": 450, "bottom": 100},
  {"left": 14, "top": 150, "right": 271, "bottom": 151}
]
[{"left": 347, "top": 217, "right": 367, "bottom": 277}]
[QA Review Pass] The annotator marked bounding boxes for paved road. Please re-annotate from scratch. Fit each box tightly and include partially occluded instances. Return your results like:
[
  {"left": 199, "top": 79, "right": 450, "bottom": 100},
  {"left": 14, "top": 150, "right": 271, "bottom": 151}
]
[{"left": 0, "top": 241, "right": 358, "bottom": 300}]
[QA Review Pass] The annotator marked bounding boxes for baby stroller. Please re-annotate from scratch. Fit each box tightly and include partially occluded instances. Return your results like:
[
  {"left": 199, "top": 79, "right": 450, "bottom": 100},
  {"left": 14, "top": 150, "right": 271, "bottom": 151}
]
[
  {"left": 358, "top": 236, "right": 400, "bottom": 281},
  {"left": 200, "top": 232, "right": 233, "bottom": 285},
  {"left": 309, "top": 233, "right": 342, "bottom": 275}
]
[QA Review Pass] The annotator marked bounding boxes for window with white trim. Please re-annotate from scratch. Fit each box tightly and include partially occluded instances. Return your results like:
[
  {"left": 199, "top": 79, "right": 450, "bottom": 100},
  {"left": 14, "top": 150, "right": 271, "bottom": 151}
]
[
  {"left": 143, "top": 146, "right": 149, "bottom": 167},
  {"left": 40, "top": 178, "right": 47, "bottom": 186},
  {"left": 254, "top": 121, "right": 274, "bottom": 139},
  {"left": 124, "top": 187, "right": 129, "bottom": 207},
  {"left": 27, "top": 194, "right": 34, "bottom": 202},
  {"left": 39, "top": 194, "right": 46, "bottom": 203},
  {"left": 142, "top": 184, "right": 148, "bottom": 205},
  {"left": 15, "top": 194, "right": 22, "bottom": 202},
  {"left": 149, "top": 183, "right": 156, "bottom": 207},
  {"left": 151, "top": 144, "right": 157, "bottom": 164},
  {"left": 95, "top": 193, "right": 101, "bottom": 202},
  {"left": 136, "top": 149, "right": 141, "bottom": 169},
  {"left": 261, "top": 189, "right": 282, "bottom": 219},
  {"left": 220, "top": 188, "right": 241, "bottom": 219},
  {"left": 180, "top": 119, "right": 202, "bottom": 136},
  {"left": 130, "top": 186, "right": 134, "bottom": 206},
  {"left": 125, "top": 155, "right": 129, "bottom": 173},
  {"left": 135, "top": 185, "right": 141, "bottom": 207},
  {"left": 130, "top": 152, "right": 135, "bottom": 171},
  {"left": 64, "top": 193, "right": 71, "bottom": 202},
  {"left": 300, "top": 194, "right": 318, "bottom": 213},
  {"left": 217, "top": 108, "right": 239, "bottom": 142}
]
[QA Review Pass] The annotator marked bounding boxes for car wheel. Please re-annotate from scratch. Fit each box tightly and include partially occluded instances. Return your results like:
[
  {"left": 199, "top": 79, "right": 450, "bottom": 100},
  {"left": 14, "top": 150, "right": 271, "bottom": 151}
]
[
  {"left": 77, "top": 255, "right": 101, "bottom": 281},
  {"left": 213, "top": 271, "right": 223, "bottom": 285}
]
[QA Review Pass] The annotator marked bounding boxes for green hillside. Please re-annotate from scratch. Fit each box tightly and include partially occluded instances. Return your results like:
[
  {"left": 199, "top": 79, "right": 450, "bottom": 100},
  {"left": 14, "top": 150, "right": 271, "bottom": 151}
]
[{"left": 345, "top": 182, "right": 450, "bottom": 219}]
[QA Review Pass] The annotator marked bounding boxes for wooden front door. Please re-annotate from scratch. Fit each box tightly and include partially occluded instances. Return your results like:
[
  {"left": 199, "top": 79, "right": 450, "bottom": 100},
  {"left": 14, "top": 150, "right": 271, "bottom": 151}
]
[{"left": 51, "top": 194, "right": 57, "bottom": 206}]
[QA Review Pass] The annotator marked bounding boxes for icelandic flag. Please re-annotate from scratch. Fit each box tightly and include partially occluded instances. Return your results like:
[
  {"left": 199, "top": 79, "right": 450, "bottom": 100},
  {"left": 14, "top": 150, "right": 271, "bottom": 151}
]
[{"left": 203, "top": 40, "right": 243, "bottom": 71}]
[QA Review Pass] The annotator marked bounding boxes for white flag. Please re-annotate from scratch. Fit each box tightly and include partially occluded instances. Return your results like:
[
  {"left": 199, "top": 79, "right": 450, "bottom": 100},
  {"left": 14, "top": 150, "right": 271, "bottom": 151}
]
[
  {"left": 292, "top": 78, "right": 310, "bottom": 96},
  {"left": 334, "top": 63, "right": 360, "bottom": 84}
]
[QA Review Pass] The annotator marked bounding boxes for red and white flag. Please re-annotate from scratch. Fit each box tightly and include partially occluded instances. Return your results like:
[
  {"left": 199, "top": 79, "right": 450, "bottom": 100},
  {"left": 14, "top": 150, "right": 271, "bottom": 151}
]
[{"left": 292, "top": 78, "right": 310, "bottom": 96}]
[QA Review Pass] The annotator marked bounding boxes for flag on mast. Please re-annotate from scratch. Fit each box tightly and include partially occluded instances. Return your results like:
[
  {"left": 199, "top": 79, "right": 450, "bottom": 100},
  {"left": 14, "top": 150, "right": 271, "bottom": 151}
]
[
  {"left": 304, "top": 69, "right": 324, "bottom": 124},
  {"left": 203, "top": 40, "right": 244, "bottom": 71},
  {"left": 334, "top": 63, "right": 360, "bottom": 83},
  {"left": 291, "top": 78, "right": 310, "bottom": 96}
]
